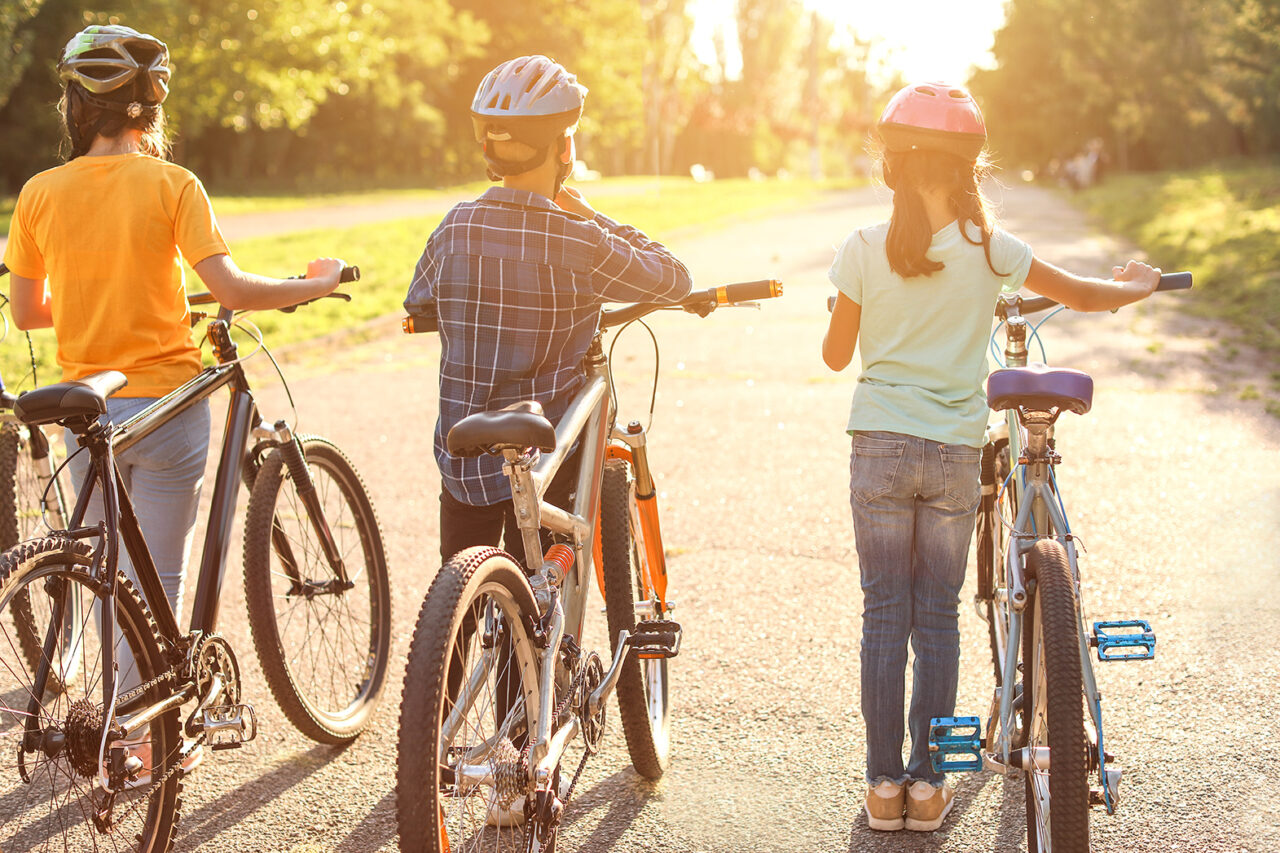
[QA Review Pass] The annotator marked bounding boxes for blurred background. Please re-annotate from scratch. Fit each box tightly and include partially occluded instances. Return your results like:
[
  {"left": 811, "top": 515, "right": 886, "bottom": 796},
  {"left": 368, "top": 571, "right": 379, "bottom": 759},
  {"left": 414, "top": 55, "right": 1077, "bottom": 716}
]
[{"left": 4, "top": 0, "right": 1278, "bottom": 192}]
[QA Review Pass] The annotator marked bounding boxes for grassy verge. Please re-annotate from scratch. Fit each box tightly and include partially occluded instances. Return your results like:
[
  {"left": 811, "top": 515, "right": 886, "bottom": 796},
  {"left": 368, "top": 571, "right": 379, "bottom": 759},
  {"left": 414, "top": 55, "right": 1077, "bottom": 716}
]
[
  {"left": 2, "top": 176, "right": 850, "bottom": 387},
  {"left": 1076, "top": 163, "right": 1280, "bottom": 357}
]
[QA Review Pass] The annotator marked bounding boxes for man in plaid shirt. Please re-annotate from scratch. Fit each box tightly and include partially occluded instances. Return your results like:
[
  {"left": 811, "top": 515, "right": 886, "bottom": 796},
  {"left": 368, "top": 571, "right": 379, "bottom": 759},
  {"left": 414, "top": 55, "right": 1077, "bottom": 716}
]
[{"left": 406, "top": 55, "right": 692, "bottom": 565}]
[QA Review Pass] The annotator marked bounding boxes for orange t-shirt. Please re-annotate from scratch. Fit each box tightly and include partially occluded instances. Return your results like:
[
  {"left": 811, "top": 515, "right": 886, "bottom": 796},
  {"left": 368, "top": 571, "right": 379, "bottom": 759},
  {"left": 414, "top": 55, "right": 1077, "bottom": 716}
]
[{"left": 3, "top": 153, "right": 229, "bottom": 397}]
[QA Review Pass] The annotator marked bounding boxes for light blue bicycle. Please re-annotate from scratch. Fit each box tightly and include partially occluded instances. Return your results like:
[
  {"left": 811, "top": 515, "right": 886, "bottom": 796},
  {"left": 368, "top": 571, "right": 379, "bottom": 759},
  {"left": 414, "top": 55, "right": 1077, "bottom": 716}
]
[{"left": 928, "top": 271, "right": 1192, "bottom": 853}]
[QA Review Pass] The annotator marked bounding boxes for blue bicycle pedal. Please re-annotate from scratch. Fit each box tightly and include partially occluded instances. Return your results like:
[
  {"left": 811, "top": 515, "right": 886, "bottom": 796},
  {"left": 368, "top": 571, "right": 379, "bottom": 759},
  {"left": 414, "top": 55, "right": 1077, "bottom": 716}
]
[
  {"left": 927, "top": 716, "right": 984, "bottom": 773},
  {"left": 1092, "top": 620, "right": 1156, "bottom": 661}
]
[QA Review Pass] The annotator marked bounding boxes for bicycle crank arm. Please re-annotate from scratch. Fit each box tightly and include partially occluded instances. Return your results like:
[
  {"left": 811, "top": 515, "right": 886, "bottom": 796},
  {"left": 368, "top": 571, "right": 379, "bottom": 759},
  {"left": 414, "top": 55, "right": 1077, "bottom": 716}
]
[{"left": 588, "top": 630, "right": 631, "bottom": 717}]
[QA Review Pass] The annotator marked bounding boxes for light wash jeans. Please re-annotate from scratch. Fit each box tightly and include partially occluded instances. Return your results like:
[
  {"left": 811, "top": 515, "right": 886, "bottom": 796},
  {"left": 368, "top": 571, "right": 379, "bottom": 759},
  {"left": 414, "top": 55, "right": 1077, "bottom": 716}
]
[
  {"left": 849, "top": 430, "right": 980, "bottom": 786},
  {"left": 66, "top": 397, "right": 211, "bottom": 689}
]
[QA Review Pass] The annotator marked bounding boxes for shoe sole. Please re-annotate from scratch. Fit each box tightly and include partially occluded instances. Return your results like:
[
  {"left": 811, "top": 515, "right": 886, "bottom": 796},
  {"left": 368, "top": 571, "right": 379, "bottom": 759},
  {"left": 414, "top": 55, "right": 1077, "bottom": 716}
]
[{"left": 865, "top": 807, "right": 905, "bottom": 831}]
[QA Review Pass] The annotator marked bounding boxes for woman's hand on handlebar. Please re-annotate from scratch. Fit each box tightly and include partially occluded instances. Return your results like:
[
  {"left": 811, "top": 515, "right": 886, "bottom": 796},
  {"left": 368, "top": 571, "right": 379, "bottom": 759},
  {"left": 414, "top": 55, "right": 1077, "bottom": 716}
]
[{"left": 306, "top": 257, "right": 346, "bottom": 293}]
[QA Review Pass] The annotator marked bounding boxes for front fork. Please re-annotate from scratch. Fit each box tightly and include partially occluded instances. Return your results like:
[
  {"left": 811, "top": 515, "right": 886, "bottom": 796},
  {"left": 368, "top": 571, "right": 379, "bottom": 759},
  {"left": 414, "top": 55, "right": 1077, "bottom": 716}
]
[{"left": 260, "top": 420, "right": 350, "bottom": 589}]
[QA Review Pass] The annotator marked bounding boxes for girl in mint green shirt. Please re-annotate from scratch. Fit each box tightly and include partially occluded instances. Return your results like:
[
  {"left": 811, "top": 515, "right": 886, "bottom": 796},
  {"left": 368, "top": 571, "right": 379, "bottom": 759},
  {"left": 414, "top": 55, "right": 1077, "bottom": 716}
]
[{"left": 822, "top": 82, "right": 1160, "bottom": 834}]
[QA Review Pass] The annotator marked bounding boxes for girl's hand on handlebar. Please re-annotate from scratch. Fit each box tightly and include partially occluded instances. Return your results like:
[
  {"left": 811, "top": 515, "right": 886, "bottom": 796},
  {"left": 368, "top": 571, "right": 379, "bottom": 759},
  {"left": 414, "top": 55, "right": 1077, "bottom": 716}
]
[
  {"left": 1112, "top": 260, "right": 1161, "bottom": 301},
  {"left": 554, "top": 185, "right": 596, "bottom": 219},
  {"left": 306, "top": 257, "right": 346, "bottom": 293}
]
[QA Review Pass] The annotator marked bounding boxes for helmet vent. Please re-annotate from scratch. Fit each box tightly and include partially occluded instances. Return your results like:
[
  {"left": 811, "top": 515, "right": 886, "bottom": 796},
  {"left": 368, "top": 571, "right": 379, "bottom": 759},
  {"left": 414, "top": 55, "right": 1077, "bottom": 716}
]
[
  {"left": 499, "top": 93, "right": 511, "bottom": 110},
  {"left": 949, "top": 89, "right": 967, "bottom": 98},
  {"left": 914, "top": 86, "right": 938, "bottom": 96}
]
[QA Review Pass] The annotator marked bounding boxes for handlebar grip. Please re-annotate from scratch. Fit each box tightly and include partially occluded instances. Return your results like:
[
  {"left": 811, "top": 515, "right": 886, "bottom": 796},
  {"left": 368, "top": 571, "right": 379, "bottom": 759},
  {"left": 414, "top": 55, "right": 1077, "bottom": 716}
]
[
  {"left": 340, "top": 265, "right": 360, "bottom": 284},
  {"left": 1157, "top": 271, "right": 1192, "bottom": 291},
  {"left": 716, "top": 279, "right": 783, "bottom": 304}
]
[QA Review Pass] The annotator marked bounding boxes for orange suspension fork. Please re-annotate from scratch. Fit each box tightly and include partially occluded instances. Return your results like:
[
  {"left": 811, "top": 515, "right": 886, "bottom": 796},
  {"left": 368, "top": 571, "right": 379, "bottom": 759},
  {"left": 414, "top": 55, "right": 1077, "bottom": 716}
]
[{"left": 594, "top": 427, "right": 669, "bottom": 611}]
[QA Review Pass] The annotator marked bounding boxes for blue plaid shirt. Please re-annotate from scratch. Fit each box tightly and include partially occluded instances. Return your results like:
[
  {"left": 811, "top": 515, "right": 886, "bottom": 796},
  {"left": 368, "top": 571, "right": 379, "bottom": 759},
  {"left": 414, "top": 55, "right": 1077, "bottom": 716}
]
[{"left": 406, "top": 187, "right": 693, "bottom": 506}]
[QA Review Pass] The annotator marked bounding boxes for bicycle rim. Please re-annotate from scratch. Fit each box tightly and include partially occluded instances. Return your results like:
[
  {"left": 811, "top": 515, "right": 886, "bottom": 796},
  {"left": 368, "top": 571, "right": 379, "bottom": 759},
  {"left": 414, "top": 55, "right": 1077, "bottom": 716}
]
[
  {"left": 0, "top": 537, "right": 181, "bottom": 852},
  {"left": 397, "top": 548, "right": 542, "bottom": 853},
  {"left": 1023, "top": 540, "right": 1090, "bottom": 853},
  {"left": 244, "top": 437, "right": 391, "bottom": 743}
]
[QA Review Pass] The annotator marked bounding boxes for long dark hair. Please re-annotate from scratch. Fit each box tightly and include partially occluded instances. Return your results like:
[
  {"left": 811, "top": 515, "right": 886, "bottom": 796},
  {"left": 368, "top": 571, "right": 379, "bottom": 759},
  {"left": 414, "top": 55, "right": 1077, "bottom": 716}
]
[
  {"left": 59, "top": 82, "right": 170, "bottom": 161},
  {"left": 881, "top": 147, "right": 1005, "bottom": 279}
]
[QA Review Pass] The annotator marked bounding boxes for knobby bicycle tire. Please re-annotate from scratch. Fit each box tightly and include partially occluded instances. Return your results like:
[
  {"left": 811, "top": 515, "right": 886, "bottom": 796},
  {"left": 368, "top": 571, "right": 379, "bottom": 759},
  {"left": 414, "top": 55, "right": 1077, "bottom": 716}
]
[
  {"left": 1023, "top": 539, "right": 1090, "bottom": 852},
  {"left": 600, "top": 459, "right": 670, "bottom": 779},
  {"left": 1, "top": 423, "right": 77, "bottom": 693},
  {"left": 0, "top": 536, "right": 182, "bottom": 853},
  {"left": 396, "top": 547, "right": 543, "bottom": 853},
  {"left": 243, "top": 436, "right": 391, "bottom": 744}
]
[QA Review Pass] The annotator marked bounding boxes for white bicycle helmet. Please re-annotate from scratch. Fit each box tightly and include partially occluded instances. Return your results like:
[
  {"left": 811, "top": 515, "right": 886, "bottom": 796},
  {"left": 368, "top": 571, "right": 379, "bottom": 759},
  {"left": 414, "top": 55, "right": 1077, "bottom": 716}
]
[
  {"left": 58, "top": 25, "right": 170, "bottom": 111},
  {"left": 470, "top": 55, "right": 587, "bottom": 178}
]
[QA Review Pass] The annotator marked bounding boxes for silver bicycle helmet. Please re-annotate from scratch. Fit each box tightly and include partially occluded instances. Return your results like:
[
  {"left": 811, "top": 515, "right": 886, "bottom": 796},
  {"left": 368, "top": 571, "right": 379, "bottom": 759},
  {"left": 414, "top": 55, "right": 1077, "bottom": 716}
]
[
  {"left": 58, "top": 25, "right": 170, "bottom": 109},
  {"left": 470, "top": 55, "right": 587, "bottom": 177}
]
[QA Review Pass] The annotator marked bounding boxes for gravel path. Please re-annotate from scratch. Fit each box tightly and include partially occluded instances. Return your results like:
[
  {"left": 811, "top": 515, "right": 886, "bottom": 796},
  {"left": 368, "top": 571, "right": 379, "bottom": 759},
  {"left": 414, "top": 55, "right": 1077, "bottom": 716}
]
[{"left": 66, "top": 183, "right": 1280, "bottom": 852}]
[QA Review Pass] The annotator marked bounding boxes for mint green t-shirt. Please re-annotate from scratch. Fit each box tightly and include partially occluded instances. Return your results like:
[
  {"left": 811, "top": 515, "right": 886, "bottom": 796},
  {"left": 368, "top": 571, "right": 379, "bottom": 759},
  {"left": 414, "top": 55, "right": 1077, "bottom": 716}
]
[{"left": 828, "top": 219, "right": 1033, "bottom": 447}]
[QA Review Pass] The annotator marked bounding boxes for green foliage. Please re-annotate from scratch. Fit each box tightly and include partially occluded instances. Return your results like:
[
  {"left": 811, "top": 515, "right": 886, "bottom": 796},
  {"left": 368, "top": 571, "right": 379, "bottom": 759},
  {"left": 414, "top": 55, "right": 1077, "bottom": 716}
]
[
  {"left": 0, "top": 0, "right": 46, "bottom": 110},
  {"left": 972, "top": 0, "right": 1280, "bottom": 170},
  {"left": 1076, "top": 163, "right": 1280, "bottom": 356}
]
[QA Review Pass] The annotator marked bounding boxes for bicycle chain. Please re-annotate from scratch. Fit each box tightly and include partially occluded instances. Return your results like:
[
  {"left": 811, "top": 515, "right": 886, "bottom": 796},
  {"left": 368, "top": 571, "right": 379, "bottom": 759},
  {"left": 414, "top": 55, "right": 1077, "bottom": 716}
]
[{"left": 99, "top": 729, "right": 206, "bottom": 831}]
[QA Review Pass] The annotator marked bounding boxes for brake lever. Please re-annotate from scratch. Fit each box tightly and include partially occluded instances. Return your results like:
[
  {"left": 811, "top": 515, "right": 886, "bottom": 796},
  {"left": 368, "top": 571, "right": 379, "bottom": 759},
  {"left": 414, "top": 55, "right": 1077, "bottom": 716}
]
[{"left": 279, "top": 292, "right": 352, "bottom": 313}]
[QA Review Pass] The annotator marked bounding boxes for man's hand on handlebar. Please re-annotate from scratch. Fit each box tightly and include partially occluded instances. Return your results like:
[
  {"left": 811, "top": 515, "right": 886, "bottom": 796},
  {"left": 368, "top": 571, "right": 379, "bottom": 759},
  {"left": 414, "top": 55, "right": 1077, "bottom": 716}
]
[
  {"left": 307, "top": 257, "right": 347, "bottom": 293},
  {"left": 1111, "top": 259, "right": 1161, "bottom": 302}
]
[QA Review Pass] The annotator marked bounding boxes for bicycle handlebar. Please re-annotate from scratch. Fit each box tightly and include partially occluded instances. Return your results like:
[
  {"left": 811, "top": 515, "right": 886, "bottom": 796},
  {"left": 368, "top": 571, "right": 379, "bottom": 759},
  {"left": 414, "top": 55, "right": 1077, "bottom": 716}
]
[
  {"left": 187, "top": 264, "right": 360, "bottom": 309},
  {"left": 402, "top": 279, "right": 785, "bottom": 335}
]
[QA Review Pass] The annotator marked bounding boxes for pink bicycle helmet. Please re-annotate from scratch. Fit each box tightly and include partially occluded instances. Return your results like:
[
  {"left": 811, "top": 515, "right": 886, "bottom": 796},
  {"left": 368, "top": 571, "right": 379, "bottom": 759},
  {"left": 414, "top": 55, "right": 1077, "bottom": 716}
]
[{"left": 877, "top": 82, "right": 987, "bottom": 159}]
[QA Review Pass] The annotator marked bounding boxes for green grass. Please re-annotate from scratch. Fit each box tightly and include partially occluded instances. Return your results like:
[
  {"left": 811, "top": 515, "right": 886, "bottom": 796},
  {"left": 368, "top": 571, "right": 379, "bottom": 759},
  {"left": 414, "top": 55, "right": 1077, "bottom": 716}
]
[
  {"left": 2, "top": 176, "right": 849, "bottom": 387},
  {"left": 1075, "top": 163, "right": 1280, "bottom": 357}
]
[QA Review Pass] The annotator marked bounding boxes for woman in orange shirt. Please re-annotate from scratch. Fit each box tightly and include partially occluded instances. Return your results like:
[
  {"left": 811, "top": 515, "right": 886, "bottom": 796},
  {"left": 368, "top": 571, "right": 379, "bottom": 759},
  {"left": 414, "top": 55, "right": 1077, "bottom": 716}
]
[{"left": 3, "top": 25, "right": 343, "bottom": 699}]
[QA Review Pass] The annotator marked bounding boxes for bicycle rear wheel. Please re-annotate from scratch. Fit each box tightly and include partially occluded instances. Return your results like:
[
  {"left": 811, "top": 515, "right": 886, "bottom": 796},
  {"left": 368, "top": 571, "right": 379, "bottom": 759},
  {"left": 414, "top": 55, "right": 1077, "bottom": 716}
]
[
  {"left": 0, "top": 536, "right": 181, "bottom": 852},
  {"left": 1023, "top": 539, "right": 1090, "bottom": 852},
  {"left": 243, "top": 436, "right": 391, "bottom": 744},
  {"left": 396, "top": 547, "right": 543, "bottom": 853},
  {"left": 600, "top": 458, "right": 670, "bottom": 779},
  {"left": 0, "top": 422, "right": 82, "bottom": 693}
]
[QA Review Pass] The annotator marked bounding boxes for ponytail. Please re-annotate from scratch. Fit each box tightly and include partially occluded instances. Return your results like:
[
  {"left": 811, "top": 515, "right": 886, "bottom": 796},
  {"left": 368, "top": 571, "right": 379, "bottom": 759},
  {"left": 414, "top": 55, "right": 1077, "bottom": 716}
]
[{"left": 882, "top": 148, "right": 1006, "bottom": 280}]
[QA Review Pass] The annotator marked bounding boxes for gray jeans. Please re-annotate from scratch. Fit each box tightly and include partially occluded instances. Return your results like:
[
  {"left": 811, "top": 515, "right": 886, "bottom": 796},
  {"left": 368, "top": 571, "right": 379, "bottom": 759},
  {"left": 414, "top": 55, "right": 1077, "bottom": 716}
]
[
  {"left": 66, "top": 396, "right": 211, "bottom": 689},
  {"left": 849, "top": 430, "right": 980, "bottom": 785}
]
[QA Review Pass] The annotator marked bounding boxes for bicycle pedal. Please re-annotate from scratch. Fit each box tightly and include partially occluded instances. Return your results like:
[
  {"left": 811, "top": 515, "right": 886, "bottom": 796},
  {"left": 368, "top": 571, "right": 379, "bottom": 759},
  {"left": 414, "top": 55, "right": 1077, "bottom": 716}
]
[
  {"left": 201, "top": 703, "right": 259, "bottom": 751},
  {"left": 630, "top": 619, "right": 682, "bottom": 659},
  {"left": 927, "top": 716, "right": 984, "bottom": 773},
  {"left": 1091, "top": 620, "right": 1156, "bottom": 661}
]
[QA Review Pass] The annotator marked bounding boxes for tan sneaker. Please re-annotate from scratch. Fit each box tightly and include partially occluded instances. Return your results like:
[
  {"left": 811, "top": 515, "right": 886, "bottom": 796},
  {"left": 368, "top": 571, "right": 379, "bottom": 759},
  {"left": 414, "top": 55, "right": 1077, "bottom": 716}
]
[
  {"left": 905, "top": 780, "right": 955, "bottom": 831},
  {"left": 864, "top": 779, "right": 905, "bottom": 831}
]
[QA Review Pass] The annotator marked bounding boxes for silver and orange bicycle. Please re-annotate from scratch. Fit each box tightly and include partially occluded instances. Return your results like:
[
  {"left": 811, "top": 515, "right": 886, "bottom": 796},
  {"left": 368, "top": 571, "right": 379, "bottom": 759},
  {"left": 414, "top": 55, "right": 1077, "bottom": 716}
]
[{"left": 396, "top": 279, "right": 782, "bottom": 852}]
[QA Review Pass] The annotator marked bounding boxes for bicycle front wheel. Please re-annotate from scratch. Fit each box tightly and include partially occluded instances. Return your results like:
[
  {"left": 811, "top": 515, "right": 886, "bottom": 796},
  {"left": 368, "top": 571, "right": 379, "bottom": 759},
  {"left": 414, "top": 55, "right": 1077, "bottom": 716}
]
[
  {"left": 0, "top": 536, "right": 182, "bottom": 852},
  {"left": 243, "top": 436, "right": 391, "bottom": 744},
  {"left": 397, "top": 547, "right": 544, "bottom": 853},
  {"left": 600, "top": 458, "right": 670, "bottom": 779},
  {"left": 1023, "top": 539, "right": 1090, "bottom": 852}
]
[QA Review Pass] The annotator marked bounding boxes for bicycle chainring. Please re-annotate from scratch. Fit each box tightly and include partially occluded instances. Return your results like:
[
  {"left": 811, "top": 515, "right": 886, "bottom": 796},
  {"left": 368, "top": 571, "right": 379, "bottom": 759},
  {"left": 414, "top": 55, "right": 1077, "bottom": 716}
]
[
  {"left": 191, "top": 633, "right": 242, "bottom": 706},
  {"left": 577, "top": 652, "right": 606, "bottom": 754}
]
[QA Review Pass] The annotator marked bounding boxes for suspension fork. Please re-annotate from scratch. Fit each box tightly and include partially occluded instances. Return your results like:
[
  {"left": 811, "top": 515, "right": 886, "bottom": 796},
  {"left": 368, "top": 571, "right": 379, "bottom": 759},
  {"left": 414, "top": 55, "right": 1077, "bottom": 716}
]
[{"left": 270, "top": 420, "right": 350, "bottom": 587}]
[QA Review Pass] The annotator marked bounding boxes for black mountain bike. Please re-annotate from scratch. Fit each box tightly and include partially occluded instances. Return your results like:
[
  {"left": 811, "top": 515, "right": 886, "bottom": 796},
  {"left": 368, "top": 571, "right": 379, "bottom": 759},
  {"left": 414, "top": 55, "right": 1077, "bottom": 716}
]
[{"left": 0, "top": 266, "right": 391, "bottom": 852}]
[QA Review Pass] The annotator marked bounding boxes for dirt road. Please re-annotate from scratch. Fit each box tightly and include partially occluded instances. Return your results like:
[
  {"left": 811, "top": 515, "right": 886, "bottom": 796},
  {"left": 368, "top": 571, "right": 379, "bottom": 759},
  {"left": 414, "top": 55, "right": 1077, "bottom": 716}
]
[{"left": 110, "top": 182, "right": 1280, "bottom": 852}]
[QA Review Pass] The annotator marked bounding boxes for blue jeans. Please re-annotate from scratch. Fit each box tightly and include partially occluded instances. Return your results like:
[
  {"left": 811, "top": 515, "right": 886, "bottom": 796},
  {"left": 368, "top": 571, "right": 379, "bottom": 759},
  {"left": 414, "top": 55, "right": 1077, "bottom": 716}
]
[
  {"left": 66, "top": 397, "right": 211, "bottom": 689},
  {"left": 849, "top": 430, "right": 980, "bottom": 785}
]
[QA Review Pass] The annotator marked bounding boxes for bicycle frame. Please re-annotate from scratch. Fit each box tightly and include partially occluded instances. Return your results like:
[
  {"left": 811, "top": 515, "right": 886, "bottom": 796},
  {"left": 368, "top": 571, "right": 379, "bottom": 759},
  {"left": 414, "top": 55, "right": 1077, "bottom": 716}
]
[{"left": 443, "top": 336, "right": 673, "bottom": 799}]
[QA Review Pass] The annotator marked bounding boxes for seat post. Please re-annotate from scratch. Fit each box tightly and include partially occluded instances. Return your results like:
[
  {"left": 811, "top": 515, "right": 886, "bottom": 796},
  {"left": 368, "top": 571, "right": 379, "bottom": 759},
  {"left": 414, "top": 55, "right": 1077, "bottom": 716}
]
[{"left": 503, "top": 450, "right": 545, "bottom": 571}]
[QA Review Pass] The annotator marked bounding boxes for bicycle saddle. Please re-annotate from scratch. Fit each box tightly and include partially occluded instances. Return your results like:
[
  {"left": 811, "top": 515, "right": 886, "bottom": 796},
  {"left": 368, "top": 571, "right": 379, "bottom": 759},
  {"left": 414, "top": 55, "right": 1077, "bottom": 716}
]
[
  {"left": 447, "top": 401, "right": 557, "bottom": 458},
  {"left": 13, "top": 370, "right": 128, "bottom": 427},
  {"left": 987, "top": 364, "right": 1093, "bottom": 415}
]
